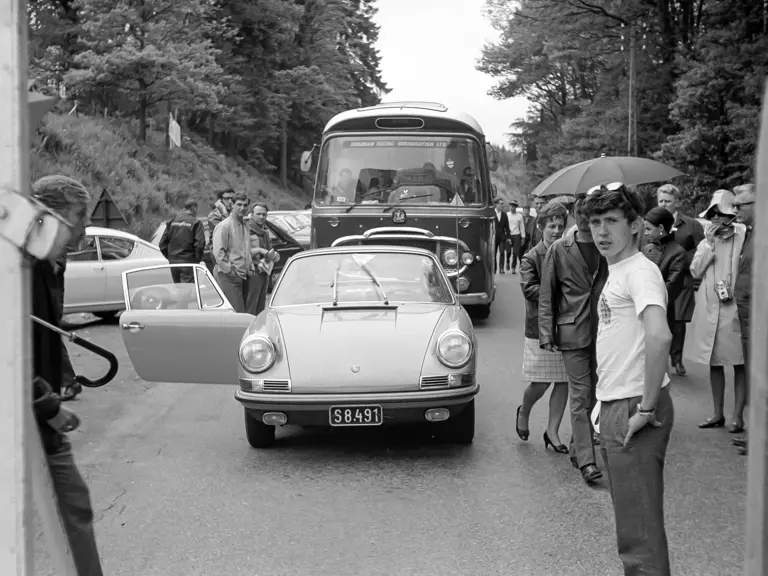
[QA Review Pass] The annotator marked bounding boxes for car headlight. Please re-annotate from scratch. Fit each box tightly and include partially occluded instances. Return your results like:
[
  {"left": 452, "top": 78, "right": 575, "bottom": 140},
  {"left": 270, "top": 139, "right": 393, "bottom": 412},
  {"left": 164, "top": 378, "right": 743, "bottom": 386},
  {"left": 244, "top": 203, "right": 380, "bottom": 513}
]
[
  {"left": 239, "top": 336, "right": 276, "bottom": 373},
  {"left": 443, "top": 249, "right": 458, "bottom": 266},
  {"left": 436, "top": 330, "right": 473, "bottom": 368},
  {"left": 460, "top": 252, "right": 474, "bottom": 266}
]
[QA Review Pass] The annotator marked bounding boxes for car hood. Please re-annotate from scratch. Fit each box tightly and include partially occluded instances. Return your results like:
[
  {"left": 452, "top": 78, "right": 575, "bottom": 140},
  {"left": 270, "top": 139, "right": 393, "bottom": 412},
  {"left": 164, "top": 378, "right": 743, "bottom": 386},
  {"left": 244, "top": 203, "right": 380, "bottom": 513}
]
[{"left": 275, "top": 304, "right": 448, "bottom": 393}]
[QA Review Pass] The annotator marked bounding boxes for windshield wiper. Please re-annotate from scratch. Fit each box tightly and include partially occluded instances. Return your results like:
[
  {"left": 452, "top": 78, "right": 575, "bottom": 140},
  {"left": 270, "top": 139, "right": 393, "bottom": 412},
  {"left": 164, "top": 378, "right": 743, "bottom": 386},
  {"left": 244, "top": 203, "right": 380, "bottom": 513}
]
[
  {"left": 355, "top": 259, "right": 389, "bottom": 305},
  {"left": 344, "top": 187, "right": 396, "bottom": 213},
  {"left": 331, "top": 265, "right": 340, "bottom": 306},
  {"left": 382, "top": 193, "right": 436, "bottom": 212}
]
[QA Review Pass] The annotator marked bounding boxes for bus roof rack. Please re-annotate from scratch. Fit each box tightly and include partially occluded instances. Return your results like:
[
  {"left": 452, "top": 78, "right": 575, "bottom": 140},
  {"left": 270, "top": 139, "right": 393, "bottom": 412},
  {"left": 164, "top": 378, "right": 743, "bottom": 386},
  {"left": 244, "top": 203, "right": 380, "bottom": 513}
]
[{"left": 357, "top": 101, "right": 448, "bottom": 113}]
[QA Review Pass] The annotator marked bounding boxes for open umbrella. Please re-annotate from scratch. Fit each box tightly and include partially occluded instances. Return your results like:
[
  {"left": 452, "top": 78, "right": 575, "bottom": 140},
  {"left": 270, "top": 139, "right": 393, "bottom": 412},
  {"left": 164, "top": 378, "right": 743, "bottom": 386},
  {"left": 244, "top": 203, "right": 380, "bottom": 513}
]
[
  {"left": 531, "top": 156, "right": 685, "bottom": 197},
  {"left": 549, "top": 195, "right": 575, "bottom": 205}
]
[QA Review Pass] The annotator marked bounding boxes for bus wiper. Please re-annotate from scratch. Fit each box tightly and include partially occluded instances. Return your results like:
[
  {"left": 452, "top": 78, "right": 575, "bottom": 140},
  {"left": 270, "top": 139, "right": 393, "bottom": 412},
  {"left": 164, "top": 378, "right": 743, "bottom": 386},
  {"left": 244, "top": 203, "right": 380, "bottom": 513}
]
[
  {"left": 331, "top": 265, "right": 340, "bottom": 306},
  {"left": 355, "top": 258, "right": 389, "bottom": 305},
  {"left": 383, "top": 193, "right": 435, "bottom": 212},
  {"left": 344, "top": 187, "right": 395, "bottom": 213}
]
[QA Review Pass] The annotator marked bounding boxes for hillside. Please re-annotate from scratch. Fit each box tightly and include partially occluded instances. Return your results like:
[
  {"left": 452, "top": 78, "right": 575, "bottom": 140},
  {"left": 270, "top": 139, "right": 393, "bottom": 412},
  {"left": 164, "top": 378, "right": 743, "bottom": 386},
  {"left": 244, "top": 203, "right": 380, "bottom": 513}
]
[{"left": 31, "top": 112, "right": 310, "bottom": 240}]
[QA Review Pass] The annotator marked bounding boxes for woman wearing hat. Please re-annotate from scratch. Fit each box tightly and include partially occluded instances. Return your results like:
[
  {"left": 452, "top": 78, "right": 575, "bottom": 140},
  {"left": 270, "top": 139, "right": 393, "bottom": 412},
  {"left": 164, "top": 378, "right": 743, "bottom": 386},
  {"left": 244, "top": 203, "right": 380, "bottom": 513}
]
[{"left": 684, "top": 190, "right": 748, "bottom": 433}]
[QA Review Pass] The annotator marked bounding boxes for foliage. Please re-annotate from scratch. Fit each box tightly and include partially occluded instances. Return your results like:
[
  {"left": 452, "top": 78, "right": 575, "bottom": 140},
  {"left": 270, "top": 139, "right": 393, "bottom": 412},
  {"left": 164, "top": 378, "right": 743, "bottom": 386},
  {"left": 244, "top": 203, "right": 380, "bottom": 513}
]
[
  {"left": 32, "top": 113, "right": 307, "bottom": 240},
  {"left": 478, "top": 0, "right": 767, "bottom": 209}
]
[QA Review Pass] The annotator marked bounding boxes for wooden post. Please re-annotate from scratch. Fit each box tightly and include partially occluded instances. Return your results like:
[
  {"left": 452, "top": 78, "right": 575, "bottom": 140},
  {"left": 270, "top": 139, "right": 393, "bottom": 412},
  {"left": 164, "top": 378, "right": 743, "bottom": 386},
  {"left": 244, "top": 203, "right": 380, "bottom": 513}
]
[
  {"left": 0, "top": 0, "right": 33, "bottom": 573},
  {"left": 627, "top": 23, "right": 635, "bottom": 157},
  {"left": 745, "top": 79, "right": 768, "bottom": 576}
]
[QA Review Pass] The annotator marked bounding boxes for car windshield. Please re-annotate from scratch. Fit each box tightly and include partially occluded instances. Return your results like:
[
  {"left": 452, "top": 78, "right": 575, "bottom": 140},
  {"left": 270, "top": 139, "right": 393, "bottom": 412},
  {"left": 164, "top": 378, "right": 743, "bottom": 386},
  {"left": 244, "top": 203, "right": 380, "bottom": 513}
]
[
  {"left": 314, "top": 135, "right": 486, "bottom": 207},
  {"left": 271, "top": 252, "right": 455, "bottom": 307},
  {"left": 269, "top": 214, "right": 304, "bottom": 232}
]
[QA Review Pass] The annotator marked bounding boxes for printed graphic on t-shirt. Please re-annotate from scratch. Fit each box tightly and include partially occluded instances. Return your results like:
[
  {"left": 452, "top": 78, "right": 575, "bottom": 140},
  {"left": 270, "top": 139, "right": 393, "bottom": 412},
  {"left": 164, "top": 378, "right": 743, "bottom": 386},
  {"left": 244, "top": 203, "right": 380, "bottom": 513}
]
[{"left": 598, "top": 290, "right": 611, "bottom": 327}]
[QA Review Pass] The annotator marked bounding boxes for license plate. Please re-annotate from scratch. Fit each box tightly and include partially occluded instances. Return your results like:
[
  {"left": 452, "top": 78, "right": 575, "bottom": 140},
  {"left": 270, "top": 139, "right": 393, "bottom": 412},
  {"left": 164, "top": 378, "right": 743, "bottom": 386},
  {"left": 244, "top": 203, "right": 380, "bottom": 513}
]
[{"left": 329, "top": 405, "right": 383, "bottom": 427}]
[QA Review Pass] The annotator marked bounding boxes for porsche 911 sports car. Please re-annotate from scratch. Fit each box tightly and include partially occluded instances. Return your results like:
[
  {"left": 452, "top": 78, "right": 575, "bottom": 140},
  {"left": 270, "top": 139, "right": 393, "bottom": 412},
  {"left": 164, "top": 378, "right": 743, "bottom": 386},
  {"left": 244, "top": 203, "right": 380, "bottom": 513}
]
[{"left": 118, "top": 245, "right": 479, "bottom": 448}]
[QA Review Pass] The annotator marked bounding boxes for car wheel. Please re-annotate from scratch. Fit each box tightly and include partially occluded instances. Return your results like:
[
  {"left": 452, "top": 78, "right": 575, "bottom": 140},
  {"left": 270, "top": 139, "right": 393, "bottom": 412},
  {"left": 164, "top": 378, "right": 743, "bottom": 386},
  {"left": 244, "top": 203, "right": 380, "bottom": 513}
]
[
  {"left": 93, "top": 311, "right": 117, "bottom": 320},
  {"left": 244, "top": 410, "right": 276, "bottom": 448},
  {"left": 444, "top": 400, "right": 475, "bottom": 444},
  {"left": 467, "top": 304, "right": 491, "bottom": 320}
]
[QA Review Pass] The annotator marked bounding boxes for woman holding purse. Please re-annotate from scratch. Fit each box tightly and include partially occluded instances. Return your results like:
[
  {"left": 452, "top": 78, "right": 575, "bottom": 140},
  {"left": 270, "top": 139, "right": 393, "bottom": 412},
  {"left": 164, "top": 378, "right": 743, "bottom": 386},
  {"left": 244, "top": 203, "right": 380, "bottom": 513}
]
[{"left": 684, "top": 190, "right": 748, "bottom": 433}]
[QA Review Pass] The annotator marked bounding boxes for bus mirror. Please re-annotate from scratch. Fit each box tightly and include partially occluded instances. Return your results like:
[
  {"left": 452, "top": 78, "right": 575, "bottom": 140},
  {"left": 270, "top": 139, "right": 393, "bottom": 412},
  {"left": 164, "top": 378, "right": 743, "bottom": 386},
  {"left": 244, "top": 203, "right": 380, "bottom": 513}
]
[
  {"left": 300, "top": 151, "right": 313, "bottom": 173},
  {"left": 492, "top": 184, "right": 498, "bottom": 198},
  {"left": 487, "top": 149, "right": 499, "bottom": 172}
]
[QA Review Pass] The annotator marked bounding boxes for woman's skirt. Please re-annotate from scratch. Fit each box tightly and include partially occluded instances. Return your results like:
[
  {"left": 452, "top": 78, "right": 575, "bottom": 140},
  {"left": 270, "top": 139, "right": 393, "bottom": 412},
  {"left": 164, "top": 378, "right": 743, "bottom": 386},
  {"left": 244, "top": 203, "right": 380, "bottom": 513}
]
[{"left": 521, "top": 337, "right": 568, "bottom": 383}]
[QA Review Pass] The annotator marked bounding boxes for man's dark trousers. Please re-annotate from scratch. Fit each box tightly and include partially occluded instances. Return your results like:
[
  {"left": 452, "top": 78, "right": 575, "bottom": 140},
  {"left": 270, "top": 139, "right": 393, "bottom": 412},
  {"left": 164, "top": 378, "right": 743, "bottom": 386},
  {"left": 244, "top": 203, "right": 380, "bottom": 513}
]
[
  {"left": 669, "top": 321, "right": 687, "bottom": 366},
  {"left": 599, "top": 387, "right": 674, "bottom": 576},
  {"left": 561, "top": 342, "right": 598, "bottom": 468},
  {"left": 170, "top": 260, "right": 195, "bottom": 283}
]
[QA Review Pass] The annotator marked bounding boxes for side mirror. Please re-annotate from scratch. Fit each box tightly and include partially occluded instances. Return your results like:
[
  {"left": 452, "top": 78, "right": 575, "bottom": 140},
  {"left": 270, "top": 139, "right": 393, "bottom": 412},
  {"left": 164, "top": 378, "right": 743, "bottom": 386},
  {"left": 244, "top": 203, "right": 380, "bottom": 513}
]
[
  {"left": 492, "top": 184, "right": 498, "bottom": 199},
  {"left": 487, "top": 148, "right": 499, "bottom": 172},
  {"left": 300, "top": 151, "right": 313, "bottom": 173}
]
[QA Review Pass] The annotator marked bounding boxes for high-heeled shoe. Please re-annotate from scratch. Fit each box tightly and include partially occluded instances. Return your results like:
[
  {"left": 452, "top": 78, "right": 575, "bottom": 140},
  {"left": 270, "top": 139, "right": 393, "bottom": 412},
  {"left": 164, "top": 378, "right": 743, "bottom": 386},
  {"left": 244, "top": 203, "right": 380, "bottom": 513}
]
[
  {"left": 543, "top": 432, "right": 568, "bottom": 454},
  {"left": 515, "top": 406, "right": 529, "bottom": 441}
]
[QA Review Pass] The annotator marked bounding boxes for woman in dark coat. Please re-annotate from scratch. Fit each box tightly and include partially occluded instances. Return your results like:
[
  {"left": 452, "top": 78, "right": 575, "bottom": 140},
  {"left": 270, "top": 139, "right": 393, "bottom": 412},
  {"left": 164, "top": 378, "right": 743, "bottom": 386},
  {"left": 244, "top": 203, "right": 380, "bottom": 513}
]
[
  {"left": 514, "top": 201, "right": 570, "bottom": 453},
  {"left": 642, "top": 207, "right": 686, "bottom": 328}
]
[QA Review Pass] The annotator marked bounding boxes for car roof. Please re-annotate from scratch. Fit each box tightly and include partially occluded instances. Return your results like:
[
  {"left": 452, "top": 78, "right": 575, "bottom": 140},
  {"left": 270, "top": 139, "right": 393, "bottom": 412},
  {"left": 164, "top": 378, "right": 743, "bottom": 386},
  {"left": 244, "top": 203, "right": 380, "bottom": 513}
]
[{"left": 292, "top": 244, "right": 439, "bottom": 260}]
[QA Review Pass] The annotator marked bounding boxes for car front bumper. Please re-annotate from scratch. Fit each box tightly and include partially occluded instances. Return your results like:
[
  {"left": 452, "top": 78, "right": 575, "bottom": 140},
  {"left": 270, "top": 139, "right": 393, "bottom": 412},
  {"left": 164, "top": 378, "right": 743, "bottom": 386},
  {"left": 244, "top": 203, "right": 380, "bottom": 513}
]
[
  {"left": 234, "top": 382, "right": 479, "bottom": 427},
  {"left": 459, "top": 290, "right": 494, "bottom": 306}
]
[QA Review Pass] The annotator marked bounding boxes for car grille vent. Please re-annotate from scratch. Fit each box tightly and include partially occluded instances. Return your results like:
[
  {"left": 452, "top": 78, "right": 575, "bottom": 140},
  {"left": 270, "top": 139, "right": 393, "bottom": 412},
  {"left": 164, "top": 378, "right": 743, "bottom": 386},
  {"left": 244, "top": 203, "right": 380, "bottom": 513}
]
[
  {"left": 262, "top": 379, "right": 291, "bottom": 392},
  {"left": 420, "top": 375, "right": 450, "bottom": 389}
]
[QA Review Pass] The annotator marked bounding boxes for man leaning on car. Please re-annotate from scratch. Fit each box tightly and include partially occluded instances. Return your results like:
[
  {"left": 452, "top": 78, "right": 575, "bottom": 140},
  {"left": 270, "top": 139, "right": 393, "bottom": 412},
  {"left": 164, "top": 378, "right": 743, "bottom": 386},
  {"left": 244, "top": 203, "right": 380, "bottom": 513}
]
[{"left": 159, "top": 199, "right": 206, "bottom": 283}]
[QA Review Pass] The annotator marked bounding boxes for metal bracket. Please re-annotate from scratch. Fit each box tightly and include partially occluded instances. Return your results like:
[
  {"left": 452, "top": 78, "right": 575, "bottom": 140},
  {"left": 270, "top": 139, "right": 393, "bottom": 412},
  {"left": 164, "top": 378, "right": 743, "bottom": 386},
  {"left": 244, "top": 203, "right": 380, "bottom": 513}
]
[{"left": 0, "top": 188, "right": 71, "bottom": 259}]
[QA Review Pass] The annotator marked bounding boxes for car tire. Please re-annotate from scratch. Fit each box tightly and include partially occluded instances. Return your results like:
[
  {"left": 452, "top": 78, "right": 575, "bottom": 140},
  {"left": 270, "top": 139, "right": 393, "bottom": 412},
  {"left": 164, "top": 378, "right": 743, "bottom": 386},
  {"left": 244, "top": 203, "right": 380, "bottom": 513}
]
[
  {"left": 467, "top": 304, "right": 491, "bottom": 320},
  {"left": 244, "top": 410, "right": 276, "bottom": 448},
  {"left": 444, "top": 400, "right": 475, "bottom": 444}
]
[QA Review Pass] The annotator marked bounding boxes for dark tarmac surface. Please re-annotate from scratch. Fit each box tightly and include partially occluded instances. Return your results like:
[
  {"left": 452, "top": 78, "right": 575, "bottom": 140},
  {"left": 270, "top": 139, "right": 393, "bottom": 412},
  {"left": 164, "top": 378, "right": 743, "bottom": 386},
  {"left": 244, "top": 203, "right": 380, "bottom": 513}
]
[{"left": 34, "top": 272, "right": 746, "bottom": 575}]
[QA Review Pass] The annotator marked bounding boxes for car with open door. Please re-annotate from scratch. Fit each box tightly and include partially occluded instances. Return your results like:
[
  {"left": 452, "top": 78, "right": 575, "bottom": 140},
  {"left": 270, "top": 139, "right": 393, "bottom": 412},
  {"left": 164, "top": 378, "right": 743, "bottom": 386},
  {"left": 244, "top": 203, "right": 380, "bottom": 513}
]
[{"left": 119, "top": 246, "right": 479, "bottom": 448}]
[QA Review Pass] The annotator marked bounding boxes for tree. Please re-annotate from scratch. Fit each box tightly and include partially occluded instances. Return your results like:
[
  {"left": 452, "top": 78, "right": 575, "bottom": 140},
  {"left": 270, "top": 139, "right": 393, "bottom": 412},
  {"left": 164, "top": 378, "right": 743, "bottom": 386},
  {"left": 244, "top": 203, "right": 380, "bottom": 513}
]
[{"left": 65, "top": 0, "right": 232, "bottom": 141}]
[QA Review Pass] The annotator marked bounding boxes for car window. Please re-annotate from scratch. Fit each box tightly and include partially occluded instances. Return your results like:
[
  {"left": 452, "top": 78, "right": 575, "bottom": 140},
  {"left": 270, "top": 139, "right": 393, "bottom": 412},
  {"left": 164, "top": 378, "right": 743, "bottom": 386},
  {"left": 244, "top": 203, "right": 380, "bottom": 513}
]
[
  {"left": 99, "top": 237, "right": 135, "bottom": 260},
  {"left": 67, "top": 236, "right": 99, "bottom": 262},
  {"left": 126, "top": 266, "right": 202, "bottom": 310},
  {"left": 271, "top": 252, "right": 454, "bottom": 307},
  {"left": 196, "top": 267, "right": 224, "bottom": 308}
]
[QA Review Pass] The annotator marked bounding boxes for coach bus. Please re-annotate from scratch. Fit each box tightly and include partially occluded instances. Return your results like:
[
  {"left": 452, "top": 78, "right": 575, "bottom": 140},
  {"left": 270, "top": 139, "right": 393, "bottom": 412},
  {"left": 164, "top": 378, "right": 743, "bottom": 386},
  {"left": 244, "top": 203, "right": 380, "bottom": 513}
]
[{"left": 300, "top": 101, "right": 500, "bottom": 319}]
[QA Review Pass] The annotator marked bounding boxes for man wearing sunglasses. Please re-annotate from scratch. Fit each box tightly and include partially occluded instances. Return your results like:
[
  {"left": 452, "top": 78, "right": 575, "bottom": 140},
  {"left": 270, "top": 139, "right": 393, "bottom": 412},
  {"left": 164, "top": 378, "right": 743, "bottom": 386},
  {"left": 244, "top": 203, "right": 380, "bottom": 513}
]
[
  {"left": 731, "top": 183, "right": 756, "bottom": 456},
  {"left": 208, "top": 188, "right": 234, "bottom": 231},
  {"left": 539, "top": 184, "right": 610, "bottom": 484}
]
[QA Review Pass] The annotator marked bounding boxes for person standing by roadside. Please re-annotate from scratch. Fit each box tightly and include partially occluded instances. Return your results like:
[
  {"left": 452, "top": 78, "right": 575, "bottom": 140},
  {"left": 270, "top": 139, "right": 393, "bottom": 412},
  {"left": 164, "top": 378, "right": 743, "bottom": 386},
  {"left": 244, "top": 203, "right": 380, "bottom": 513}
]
[
  {"left": 642, "top": 207, "right": 686, "bottom": 331},
  {"left": 505, "top": 200, "right": 525, "bottom": 274},
  {"left": 521, "top": 205, "right": 536, "bottom": 255},
  {"left": 247, "top": 203, "right": 281, "bottom": 316},
  {"left": 731, "top": 183, "right": 756, "bottom": 455},
  {"left": 656, "top": 183, "right": 705, "bottom": 376},
  {"left": 159, "top": 199, "right": 206, "bottom": 283},
  {"left": 539, "top": 195, "right": 608, "bottom": 484},
  {"left": 583, "top": 184, "right": 674, "bottom": 576},
  {"left": 212, "top": 192, "right": 254, "bottom": 313},
  {"left": 493, "top": 198, "right": 510, "bottom": 274},
  {"left": 515, "top": 201, "right": 570, "bottom": 453},
  {"left": 208, "top": 188, "right": 234, "bottom": 231},
  {"left": 30, "top": 175, "right": 105, "bottom": 576},
  {"left": 685, "top": 190, "right": 747, "bottom": 433},
  {"left": 529, "top": 195, "right": 546, "bottom": 248}
]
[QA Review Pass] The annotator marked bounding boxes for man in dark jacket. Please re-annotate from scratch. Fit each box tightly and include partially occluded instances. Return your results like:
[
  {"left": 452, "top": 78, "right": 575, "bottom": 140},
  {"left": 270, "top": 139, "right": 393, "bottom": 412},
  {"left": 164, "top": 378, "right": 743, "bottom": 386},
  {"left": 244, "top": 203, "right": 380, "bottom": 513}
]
[
  {"left": 642, "top": 207, "right": 686, "bottom": 329},
  {"left": 656, "top": 184, "right": 705, "bottom": 376},
  {"left": 493, "top": 198, "right": 510, "bottom": 274},
  {"left": 731, "top": 184, "right": 756, "bottom": 456},
  {"left": 159, "top": 199, "right": 206, "bottom": 283},
  {"left": 30, "top": 175, "right": 105, "bottom": 575},
  {"left": 539, "top": 196, "right": 609, "bottom": 484},
  {"left": 521, "top": 205, "right": 537, "bottom": 254}
]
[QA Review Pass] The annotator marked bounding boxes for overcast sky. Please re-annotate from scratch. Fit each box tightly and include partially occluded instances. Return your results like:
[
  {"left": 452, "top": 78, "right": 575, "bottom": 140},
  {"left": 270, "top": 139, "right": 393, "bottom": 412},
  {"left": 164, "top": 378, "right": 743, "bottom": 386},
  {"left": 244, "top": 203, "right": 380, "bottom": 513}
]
[{"left": 373, "top": 0, "right": 530, "bottom": 148}]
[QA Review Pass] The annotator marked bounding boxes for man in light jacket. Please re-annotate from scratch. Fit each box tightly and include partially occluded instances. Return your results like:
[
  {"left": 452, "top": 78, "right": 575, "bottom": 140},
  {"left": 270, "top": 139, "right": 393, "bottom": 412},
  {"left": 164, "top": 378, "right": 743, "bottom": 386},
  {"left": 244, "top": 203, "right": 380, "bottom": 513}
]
[{"left": 212, "top": 191, "right": 254, "bottom": 312}]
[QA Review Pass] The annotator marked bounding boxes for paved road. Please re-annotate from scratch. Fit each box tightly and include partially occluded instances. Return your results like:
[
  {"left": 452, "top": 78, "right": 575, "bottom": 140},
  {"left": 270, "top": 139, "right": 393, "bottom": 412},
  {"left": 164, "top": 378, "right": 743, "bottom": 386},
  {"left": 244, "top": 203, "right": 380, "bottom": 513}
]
[{"left": 34, "top": 273, "right": 746, "bottom": 576}]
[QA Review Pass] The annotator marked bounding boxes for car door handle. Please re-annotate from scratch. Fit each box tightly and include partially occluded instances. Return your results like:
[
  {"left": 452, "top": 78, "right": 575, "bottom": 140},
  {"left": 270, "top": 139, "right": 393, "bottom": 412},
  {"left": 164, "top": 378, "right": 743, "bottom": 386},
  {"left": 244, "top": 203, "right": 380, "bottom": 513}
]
[
  {"left": 93, "top": 266, "right": 104, "bottom": 271},
  {"left": 121, "top": 322, "right": 145, "bottom": 331}
]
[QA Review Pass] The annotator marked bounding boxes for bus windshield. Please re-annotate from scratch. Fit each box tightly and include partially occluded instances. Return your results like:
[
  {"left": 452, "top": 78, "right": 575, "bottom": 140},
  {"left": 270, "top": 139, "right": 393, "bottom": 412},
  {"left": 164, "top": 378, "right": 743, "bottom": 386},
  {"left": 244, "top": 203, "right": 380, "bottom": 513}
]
[{"left": 314, "top": 135, "right": 487, "bottom": 207}]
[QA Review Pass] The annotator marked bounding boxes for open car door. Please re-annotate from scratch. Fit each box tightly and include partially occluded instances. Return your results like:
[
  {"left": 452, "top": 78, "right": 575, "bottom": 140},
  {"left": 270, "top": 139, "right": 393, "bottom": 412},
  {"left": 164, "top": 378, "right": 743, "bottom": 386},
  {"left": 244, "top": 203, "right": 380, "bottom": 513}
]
[{"left": 120, "top": 264, "right": 253, "bottom": 385}]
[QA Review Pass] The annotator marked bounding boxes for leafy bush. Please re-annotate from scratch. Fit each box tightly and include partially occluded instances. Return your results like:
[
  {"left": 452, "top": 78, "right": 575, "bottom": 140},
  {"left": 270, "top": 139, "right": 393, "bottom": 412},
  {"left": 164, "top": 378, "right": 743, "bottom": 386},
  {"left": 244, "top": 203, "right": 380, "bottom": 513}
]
[{"left": 31, "top": 113, "right": 308, "bottom": 239}]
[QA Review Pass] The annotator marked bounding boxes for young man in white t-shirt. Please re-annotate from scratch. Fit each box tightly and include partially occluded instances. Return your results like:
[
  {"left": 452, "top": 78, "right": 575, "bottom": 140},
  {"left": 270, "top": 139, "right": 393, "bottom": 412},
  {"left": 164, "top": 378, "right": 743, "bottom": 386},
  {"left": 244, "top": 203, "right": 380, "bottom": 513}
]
[{"left": 582, "top": 184, "right": 674, "bottom": 576}]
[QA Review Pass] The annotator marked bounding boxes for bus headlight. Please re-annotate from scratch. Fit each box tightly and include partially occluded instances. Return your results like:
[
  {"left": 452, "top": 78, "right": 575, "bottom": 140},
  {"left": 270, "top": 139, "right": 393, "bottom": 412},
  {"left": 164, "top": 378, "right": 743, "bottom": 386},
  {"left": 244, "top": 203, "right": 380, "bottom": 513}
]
[
  {"left": 443, "top": 249, "right": 458, "bottom": 266},
  {"left": 461, "top": 252, "right": 474, "bottom": 266},
  {"left": 239, "top": 336, "right": 276, "bottom": 373},
  {"left": 436, "top": 330, "right": 473, "bottom": 369}
]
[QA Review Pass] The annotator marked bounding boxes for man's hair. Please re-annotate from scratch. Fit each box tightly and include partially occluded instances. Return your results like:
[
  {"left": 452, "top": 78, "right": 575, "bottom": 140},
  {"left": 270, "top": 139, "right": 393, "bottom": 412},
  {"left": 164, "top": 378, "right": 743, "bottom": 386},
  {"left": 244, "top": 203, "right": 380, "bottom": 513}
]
[
  {"left": 644, "top": 206, "right": 675, "bottom": 233},
  {"left": 232, "top": 191, "right": 249, "bottom": 204},
  {"left": 32, "top": 175, "right": 92, "bottom": 212},
  {"left": 581, "top": 186, "right": 645, "bottom": 222},
  {"left": 538, "top": 201, "right": 568, "bottom": 227},
  {"left": 656, "top": 183, "right": 681, "bottom": 200},
  {"left": 216, "top": 188, "right": 234, "bottom": 200},
  {"left": 184, "top": 199, "right": 198, "bottom": 211},
  {"left": 252, "top": 202, "right": 268, "bottom": 213}
]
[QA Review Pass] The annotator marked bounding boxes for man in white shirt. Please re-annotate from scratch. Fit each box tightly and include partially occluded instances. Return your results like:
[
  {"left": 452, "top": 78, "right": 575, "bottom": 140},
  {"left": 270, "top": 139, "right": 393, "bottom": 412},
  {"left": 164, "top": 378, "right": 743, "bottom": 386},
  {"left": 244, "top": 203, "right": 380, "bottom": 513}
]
[
  {"left": 582, "top": 184, "right": 674, "bottom": 576},
  {"left": 505, "top": 200, "right": 526, "bottom": 273}
]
